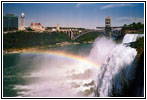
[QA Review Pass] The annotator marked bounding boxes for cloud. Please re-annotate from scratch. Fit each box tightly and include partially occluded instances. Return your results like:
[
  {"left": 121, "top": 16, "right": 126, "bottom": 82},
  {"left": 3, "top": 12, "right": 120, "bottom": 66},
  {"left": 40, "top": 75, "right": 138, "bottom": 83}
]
[
  {"left": 76, "top": 3, "right": 81, "bottom": 8},
  {"left": 100, "top": 3, "right": 134, "bottom": 10},
  {"left": 116, "top": 17, "right": 144, "bottom": 24},
  {"left": 76, "top": 3, "right": 94, "bottom": 8}
]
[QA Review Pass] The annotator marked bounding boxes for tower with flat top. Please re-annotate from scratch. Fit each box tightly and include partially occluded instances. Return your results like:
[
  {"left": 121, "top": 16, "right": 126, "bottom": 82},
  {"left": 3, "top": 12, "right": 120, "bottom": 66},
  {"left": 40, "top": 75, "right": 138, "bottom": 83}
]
[
  {"left": 105, "top": 16, "right": 111, "bottom": 35},
  {"left": 105, "top": 16, "right": 111, "bottom": 28}
]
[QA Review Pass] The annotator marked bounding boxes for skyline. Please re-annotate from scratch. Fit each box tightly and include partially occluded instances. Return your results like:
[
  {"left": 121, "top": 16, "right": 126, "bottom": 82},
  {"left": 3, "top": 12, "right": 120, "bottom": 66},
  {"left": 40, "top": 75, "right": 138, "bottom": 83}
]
[{"left": 3, "top": 3, "right": 144, "bottom": 29}]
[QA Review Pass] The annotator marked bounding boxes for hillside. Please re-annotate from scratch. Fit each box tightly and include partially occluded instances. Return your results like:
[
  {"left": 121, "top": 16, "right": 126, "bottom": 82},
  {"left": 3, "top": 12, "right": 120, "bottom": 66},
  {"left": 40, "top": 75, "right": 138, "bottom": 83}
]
[{"left": 3, "top": 31, "right": 72, "bottom": 50}]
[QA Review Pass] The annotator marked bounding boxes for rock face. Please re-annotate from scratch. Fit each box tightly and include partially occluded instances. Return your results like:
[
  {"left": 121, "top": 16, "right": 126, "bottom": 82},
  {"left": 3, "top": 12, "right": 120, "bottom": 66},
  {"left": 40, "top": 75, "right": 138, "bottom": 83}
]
[
  {"left": 126, "top": 36, "right": 144, "bottom": 97},
  {"left": 127, "top": 51, "right": 144, "bottom": 97}
]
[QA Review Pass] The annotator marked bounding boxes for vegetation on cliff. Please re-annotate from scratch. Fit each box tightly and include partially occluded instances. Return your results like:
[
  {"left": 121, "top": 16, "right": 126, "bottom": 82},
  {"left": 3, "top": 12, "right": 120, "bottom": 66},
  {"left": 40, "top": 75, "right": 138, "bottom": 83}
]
[
  {"left": 121, "top": 22, "right": 144, "bottom": 34},
  {"left": 3, "top": 31, "right": 72, "bottom": 50}
]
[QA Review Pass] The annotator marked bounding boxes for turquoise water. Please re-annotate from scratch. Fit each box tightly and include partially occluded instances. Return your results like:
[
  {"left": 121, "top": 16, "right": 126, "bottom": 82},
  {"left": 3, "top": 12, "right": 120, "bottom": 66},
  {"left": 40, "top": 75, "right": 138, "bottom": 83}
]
[
  {"left": 3, "top": 43, "right": 93, "bottom": 97},
  {"left": 3, "top": 53, "right": 37, "bottom": 97}
]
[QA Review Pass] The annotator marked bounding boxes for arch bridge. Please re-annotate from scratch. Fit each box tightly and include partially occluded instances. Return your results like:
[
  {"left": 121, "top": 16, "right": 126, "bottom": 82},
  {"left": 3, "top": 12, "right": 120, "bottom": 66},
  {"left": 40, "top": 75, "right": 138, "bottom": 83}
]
[{"left": 72, "top": 29, "right": 105, "bottom": 40}]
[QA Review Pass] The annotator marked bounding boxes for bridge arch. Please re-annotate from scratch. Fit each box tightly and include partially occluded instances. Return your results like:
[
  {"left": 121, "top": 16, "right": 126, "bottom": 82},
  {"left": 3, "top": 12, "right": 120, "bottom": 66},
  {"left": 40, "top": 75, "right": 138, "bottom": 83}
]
[{"left": 72, "top": 30, "right": 104, "bottom": 40}]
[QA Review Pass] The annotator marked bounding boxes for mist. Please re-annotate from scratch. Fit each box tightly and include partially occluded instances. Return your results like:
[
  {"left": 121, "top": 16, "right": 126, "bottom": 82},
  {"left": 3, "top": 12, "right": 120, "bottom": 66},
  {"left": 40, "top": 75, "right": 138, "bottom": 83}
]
[{"left": 13, "top": 34, "right": 142, "bottom": 97}]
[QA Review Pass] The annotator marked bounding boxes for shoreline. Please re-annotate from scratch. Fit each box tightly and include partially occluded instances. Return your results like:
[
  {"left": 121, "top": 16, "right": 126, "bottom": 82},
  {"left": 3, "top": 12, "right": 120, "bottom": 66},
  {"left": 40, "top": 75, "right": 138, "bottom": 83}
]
[{"left": 3, "top": 41, "right": 93, "bottom": 54}]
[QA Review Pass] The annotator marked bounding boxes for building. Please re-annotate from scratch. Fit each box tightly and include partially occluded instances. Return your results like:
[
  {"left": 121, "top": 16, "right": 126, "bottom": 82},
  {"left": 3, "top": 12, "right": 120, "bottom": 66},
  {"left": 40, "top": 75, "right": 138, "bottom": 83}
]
[
  {"left": 56, "top": 24, "right": 60, "bottom": 31},
  {"left": 21, "top": 13, "right": 25, "bottom": 26},
  {"left": 105, "top": 16, "right": 111, "bottom": 27},
  {"left": 18, "top": 13, "right": 25, "bottom": 31},
  {"left": 3, "top": 14, "right": 18, "bottom": 31},
  {"left": 30, "top": 23, "right": 44, "bottom": 31},
  {"left": 105, "top": 16, "right": 111, "bottom": 35}
]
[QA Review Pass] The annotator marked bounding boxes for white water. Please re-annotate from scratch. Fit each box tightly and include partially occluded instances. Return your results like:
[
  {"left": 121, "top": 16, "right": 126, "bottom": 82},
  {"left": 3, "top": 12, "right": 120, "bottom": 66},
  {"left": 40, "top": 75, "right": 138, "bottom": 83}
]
[
  {"left": 122, "top": 34, "right": 144, "bottom": 44},
  {"left": 94, "top": 34, "right": 143, "bottom": 97},
  {"left": 13, "top": 34, "right": 143, "bottom": 97},
  {"left": 13, "top": 54, "right": 99, "bottom": 97},
  {"left": 96, "top": 44, "right": 137, "bottom": 96}
]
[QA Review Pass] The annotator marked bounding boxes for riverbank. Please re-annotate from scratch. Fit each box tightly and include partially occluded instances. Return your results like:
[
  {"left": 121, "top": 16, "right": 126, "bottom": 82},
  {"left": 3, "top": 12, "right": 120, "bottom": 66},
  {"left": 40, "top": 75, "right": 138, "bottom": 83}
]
[
  {"left": 3, "top": 41, "right": 81, "bottom": 54},
  {"left": 3, "top": 41, "right": 95, "bottom": 54}
]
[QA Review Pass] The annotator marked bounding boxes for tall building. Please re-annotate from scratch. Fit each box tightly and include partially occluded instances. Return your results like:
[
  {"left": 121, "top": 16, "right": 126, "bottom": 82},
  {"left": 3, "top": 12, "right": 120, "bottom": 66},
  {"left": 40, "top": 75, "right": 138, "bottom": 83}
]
[
  {"left": 21, "top": 13, "right": 25, "bottom": 26},
  {"left": 3, "top": 14, "right": 18, "bottom": 31},
  {"left": 105, "top": 16, "right": 111, "bottom": 27},
  {"left": 19, "top": 13, "right": 25, "bottom": 30}
]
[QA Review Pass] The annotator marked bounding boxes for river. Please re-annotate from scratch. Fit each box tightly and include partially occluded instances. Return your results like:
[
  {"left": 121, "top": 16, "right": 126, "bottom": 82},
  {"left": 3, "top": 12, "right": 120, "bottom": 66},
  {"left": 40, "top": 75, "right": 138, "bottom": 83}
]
[
  {"left": 3, "top": 34, "right": 144, "bottom": 97},
  {"left": 3, "top": 43, "right": 98, "bottom": 97}
]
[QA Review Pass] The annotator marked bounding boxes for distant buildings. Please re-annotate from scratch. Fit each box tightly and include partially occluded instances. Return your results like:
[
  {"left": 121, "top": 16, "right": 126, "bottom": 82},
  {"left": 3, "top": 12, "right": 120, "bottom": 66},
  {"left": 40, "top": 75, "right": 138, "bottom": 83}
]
[
  {"left": 18, "top": 13, "right": 25, "bottom": 31},
  {"left": 30, "top": 23, "right": 44, "bottom": 31},
  {"left": 3, "top": 13, "right": 82, "bottom": 39},
  {"left": 105, "top": 16, "right": 111, "bottom": 27},
  {"left": 3, "top": 14, "right": 18, "bottom": 31}
]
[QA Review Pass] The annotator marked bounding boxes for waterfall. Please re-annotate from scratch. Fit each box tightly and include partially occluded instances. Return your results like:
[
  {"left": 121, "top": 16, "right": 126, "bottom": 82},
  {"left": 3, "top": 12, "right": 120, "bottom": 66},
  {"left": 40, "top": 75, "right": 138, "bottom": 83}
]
[
  {"left": 10, "top": 33, "right": 143, "bottom": 97},
  {"left": 122, "top": 34, "right": 144, "bottom": 44},
  {"left": 96, "top": 44, "right": 137, "bottom": 97},
  {"left": 92, "top": 34, "right": 143, "bottom": 97}
]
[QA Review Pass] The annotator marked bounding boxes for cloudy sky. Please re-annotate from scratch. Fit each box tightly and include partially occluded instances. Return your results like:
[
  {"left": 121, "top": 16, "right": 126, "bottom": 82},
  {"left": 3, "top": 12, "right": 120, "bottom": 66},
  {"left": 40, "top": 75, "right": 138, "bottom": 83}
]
[{"left": 3, "top": 3, "right": 144, "bottom": 29}]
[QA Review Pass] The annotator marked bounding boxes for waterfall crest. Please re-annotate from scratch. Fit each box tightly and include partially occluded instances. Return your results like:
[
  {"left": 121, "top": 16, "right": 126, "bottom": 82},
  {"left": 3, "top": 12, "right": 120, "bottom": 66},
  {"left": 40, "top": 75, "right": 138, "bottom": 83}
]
[{"left": 122, "top": 34, "right": 144, "bottom": 44}]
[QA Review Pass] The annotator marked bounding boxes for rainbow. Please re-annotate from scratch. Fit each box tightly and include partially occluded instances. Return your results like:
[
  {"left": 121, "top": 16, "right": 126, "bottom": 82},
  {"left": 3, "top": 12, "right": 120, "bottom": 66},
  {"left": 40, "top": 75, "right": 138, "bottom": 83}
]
[{"left": 22, "top": 50, "right": 100, "bottom": 69}]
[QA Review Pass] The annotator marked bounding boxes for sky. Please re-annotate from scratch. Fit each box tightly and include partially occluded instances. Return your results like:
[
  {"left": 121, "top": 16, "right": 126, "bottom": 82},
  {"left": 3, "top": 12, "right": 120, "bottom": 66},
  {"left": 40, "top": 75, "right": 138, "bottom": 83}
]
[{"left": 3, "top": 3, "right": 144, "bottom": 29}]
